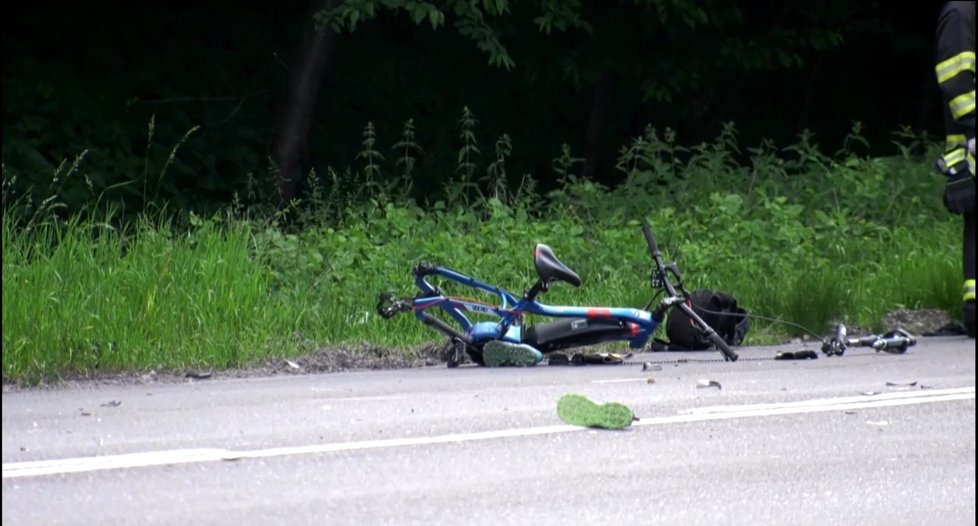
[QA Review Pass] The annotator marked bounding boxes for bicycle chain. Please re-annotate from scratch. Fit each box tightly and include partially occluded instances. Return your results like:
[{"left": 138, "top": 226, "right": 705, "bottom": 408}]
[{"left": 619, "top": 355, "right": 777, "bottom": 366}]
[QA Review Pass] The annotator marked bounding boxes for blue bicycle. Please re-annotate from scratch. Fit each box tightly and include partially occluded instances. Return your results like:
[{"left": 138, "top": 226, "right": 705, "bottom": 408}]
[{"left": 377, "top": 222, "right": 739, "bottom": 366}]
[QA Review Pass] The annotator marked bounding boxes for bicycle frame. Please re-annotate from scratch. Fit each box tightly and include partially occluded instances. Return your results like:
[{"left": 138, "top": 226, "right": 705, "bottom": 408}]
[
  {"left": 378, "top": 222, "right": 739, "bottom": 363},
  {"left": 410, "top": 262, "right": 659, "bottom": 351}
]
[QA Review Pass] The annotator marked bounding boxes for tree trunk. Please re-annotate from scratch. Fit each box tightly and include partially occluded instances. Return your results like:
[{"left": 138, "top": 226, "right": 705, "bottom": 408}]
[
  {"left": 580, "top": 67, "right": 613, "bottom": 179},
  {"left": 797, "top": 53, "right": 825, "bottom": 134},
  {"left": 273, "top": 0, "right": 338, "bottom": 206}
]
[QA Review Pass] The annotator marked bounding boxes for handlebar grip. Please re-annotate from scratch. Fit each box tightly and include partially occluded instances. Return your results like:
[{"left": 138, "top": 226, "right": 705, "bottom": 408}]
[
  {"left": 642, "top": 221, "right": 660, "bottom": 256},
  {"left": 709, "top": 332, "right": 739, "bottom": 362}
]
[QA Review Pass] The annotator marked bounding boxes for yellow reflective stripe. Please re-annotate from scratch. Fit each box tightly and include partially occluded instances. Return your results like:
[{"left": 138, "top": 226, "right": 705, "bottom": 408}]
[
  {"left": 936, "top": 51, "right": 976, "bottom": 84},
  {"left": 943, "top": 148, "right": 967, "bottom": 166},
  {"left": 947, "top": 134, "right": 967, "bottom": 147},
  {"left": 965, "top": 279, "right": 976, "bottom": 301},
  {"left": 949, "top": 90, "right": 976, "bottom": 119}
]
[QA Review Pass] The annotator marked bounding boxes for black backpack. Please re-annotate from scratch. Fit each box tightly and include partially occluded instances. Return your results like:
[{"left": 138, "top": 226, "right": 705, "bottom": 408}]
[{"left": 662, "top": 289, "right": 749, "bottom": 351}]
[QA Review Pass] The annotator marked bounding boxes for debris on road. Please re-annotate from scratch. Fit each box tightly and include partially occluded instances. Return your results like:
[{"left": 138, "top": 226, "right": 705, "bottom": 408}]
[
  {"left": 284, "top": 359, "right": 302, "bottom": 370},
  {"left": 697, "top": 379, "right": 722, "bottom": 390},
  {"left": 185, "top": 371, "right": 213, "bottom": 380},
  {"left": 646, "top": 376, "right": 656, "bottom": 384},
  {"left": 774, "top": 350, "right": 818, "bottom": 360},
  {"left": 547, "top": 353, "right": 570, "bottom": 366},
  {"left": 642, "top": 362, "right": 662, "bottom": 371},
  {"left": 583, "top": 353, "right": 624, "bottom": 365},
  {"left": 885, "top": 381, "right": 917, "bottom": 387},
  {"left": 548, "top": 353, "right": 626, "bottom": 366},
  {"left": 100, "top": 400, "right": 122, "bottom": 407}
]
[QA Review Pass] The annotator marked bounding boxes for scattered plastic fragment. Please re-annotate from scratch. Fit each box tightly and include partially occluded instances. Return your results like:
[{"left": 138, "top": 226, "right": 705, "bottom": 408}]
[
  {"left": 284, "top": 359, "right": 301, "bottom": 370},
  {"left": 866, "top": 420, "right": 889, "bottom": 426},
  {"left": 697, "top": 379, "right": 722, "bottom": 390},
  {"left": 646, "top": 376, "right": 656, "bottom": 384},
  {"left": 100, "top": 400, "right": 122, "bottom": 407},
  {"left": 643, "top": 362, "right": 662, "bottom": 371},
  {"left": 885, "top": 381, "right": 917, "bottom": 387},
  {"left": 185, "top": 371, "right": 213, "bottom": 380}
]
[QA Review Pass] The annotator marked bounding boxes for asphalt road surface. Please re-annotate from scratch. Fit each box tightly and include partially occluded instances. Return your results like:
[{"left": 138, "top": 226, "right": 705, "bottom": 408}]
[{"left": 3, "top": 337, "right": 975, "bottom": 526}]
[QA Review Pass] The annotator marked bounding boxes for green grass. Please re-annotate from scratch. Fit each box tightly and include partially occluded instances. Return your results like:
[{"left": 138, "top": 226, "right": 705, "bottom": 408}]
[
  {"left": 3, "top": 213, "right": 286, "bottom": 384},
  {"left": 2, "top": 122, "right": 967, "bottom": 385}
]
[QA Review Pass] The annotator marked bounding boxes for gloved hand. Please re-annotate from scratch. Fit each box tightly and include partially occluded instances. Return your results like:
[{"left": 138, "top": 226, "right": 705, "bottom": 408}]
[
  {"left": 943, "top": 136, "right": 975, "bottom": 215},
  {"left": 944, "top": 171, "right": 975, "bottom": 214}
]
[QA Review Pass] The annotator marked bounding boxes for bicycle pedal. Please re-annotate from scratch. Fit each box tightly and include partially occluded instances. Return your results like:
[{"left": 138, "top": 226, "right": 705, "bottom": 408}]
[{"left": 446, "top": 339, "right": 466, "bottom": 368}]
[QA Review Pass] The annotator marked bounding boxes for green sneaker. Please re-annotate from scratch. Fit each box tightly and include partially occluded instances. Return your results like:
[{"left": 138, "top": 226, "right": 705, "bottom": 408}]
[
  {"left": 557, "top": 393, "right": 635, "bottom": 430},
  {"left": 482, "top": 341, "right": 544, "bottom": 367}
]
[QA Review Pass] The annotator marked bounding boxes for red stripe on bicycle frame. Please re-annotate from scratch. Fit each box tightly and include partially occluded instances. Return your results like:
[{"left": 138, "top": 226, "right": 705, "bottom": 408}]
[
  {"left": 587, "top": 308, "right": 611, "bottom": 318},
  {"left": 629, "top": 322, "right": 640, "bottom": 335}
]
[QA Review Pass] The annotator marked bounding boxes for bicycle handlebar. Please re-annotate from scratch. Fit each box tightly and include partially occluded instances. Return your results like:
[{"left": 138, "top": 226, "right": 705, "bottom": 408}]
[
  {"left": 643, "top": 220, "right": 675, "bottom": 297},
  {"left": 642, "top": 221, "right": 661, "bottom": 259},
  {"left": 642, "top": 221, "right": 739, "bottom": 363}
]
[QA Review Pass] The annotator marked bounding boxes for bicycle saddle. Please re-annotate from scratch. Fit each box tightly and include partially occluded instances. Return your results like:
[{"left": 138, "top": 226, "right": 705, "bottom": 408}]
[{"left": 533, "top": 244, "right": 581, "bottom": 287}]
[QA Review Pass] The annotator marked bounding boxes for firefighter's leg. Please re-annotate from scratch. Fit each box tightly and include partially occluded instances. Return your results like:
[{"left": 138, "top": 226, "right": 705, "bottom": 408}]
[{"left": 964, "top": 209, "right": 975, "bottom": 338}]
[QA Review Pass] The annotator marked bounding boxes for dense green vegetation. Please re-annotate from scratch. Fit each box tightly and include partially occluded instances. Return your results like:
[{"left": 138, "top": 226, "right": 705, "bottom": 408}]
[
  {"left": 2, "top": 119, "right": 961, "bottom": 385},
  {"left": 2, "top": 1, "right": 945, "bottom": 216},
  {"left": 2, "top": 2, "right": 965, "bottom": 385}
]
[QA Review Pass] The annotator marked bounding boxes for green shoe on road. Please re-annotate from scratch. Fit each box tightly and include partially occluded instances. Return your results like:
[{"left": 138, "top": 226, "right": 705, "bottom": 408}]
[
  {"left": 482, "top": 341, "right": 544, "bottom": 367},
  {"left": 557, "top": 393, "right": 635, "bottom": 430}
]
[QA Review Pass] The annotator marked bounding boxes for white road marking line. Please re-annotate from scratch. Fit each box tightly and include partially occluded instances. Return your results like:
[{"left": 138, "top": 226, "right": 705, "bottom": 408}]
[
  {"left": 679, "top": 386, "right": 976, "bottom": 415},
  {"left": 3, "top": 387, "right": 973, "bottom": 479},
  {"left": 638, "top": 392, "right": 974, "bottom": 427},
  {"left": 316, "top": 395, "right": 414, "bottom": 402},
  {"left": 2, "top": 449, "right": 232, "bottom": 478}
]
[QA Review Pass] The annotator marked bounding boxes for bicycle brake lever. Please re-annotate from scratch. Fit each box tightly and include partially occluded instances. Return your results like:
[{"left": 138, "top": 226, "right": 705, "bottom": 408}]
[{"left": 652, "top": 295, "right": 684, "bottom": 321}]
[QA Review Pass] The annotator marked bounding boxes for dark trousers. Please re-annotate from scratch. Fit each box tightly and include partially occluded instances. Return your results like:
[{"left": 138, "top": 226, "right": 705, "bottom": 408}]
[
  {"left": 966, "top": 210, "right": 975, "bottom": 285},
  {"left": 964, "top": 209, "right": 975, "bottom": 336}
]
